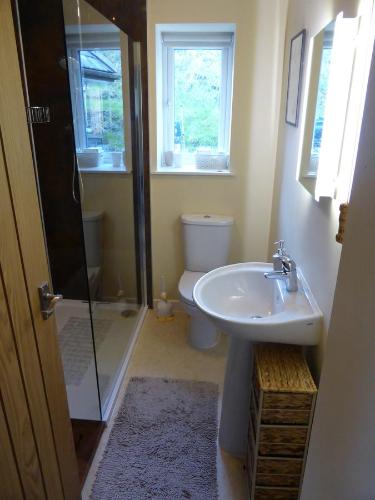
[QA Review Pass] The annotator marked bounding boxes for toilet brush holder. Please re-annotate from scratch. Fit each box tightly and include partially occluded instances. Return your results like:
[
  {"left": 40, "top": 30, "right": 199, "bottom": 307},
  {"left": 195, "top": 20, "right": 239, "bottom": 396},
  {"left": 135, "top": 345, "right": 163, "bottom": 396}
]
[{"left": 156, "top": 292, "right": 174, "bottom": 321}]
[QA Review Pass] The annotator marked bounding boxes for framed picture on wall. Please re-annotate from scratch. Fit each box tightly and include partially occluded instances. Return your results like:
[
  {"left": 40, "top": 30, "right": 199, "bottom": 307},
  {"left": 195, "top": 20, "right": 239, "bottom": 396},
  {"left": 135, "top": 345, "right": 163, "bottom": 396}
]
[{"left": 286, "top": 29, "right": 306, "bottom": 127}]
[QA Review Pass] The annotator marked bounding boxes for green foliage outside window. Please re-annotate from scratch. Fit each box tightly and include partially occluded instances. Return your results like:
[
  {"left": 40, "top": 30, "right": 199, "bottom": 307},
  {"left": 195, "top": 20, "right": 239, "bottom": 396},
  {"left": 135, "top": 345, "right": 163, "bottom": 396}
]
[
  {"left": 81, "top": 49, "right": 125, "bottom": 151},
  {"left": 174, "top": 49, "right": 221, "bottom": 153}
]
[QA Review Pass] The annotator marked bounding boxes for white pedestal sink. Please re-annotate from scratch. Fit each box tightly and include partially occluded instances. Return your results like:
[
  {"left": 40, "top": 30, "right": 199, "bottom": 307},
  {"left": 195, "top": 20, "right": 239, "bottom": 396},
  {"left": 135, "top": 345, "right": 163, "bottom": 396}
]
[{"left": 193, "top": 262, "right": 322, "bottom": 456}]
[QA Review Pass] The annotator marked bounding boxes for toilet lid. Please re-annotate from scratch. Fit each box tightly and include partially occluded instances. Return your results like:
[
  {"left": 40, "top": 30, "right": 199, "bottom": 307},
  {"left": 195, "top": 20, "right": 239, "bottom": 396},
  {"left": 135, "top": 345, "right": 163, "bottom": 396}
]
[{"left": 178, "top": 271, "right": 205, "bottom": 305}]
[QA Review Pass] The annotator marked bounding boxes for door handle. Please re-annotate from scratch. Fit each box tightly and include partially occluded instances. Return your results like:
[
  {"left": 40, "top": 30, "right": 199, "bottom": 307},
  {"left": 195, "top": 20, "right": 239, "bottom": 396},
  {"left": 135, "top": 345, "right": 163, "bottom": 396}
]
[{"left": 38, "top": 282, "right": 63, "bottom": 319}]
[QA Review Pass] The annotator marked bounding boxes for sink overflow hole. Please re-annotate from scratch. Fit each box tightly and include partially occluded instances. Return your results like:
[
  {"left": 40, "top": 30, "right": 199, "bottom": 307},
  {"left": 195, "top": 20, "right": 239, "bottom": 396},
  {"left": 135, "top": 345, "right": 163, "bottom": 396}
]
[{"left": 250, "top": 315, "right": 263, "bottom": 319}]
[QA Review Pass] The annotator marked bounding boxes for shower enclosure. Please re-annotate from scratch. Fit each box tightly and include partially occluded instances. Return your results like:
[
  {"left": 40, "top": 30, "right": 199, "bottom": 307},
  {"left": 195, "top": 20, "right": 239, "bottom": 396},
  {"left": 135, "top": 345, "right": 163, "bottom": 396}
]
[{"left": 14, "top": 0, "right": 150, "bottom": 421}]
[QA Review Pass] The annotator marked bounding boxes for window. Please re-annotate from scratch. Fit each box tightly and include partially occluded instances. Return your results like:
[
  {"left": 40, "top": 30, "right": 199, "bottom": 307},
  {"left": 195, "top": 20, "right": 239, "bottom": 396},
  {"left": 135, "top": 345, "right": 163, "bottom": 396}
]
[
  {"left": 156, "top": 25, "right": 235, "bottom": 173},
  {"left": 310, "top": 44, "right": 332, "bottom": 173},
  {"left": 65, "top": 26, "right": 131, "bottom": 172},
  {"left": 79, "top": 49, "right": 124, "bottom": 152},
  {"left": 308, "top": 23, "right": 334, "bottom": 176}
]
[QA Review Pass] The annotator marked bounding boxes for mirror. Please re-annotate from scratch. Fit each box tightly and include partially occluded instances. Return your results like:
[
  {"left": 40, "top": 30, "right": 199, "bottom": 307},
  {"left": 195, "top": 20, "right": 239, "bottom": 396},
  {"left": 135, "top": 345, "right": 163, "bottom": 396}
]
[
  {"left": 298, "top": 19, "right": 335, "bottom": 195},
  {"left": 298, "top": 14, "right": 359, "bottom": 200}
]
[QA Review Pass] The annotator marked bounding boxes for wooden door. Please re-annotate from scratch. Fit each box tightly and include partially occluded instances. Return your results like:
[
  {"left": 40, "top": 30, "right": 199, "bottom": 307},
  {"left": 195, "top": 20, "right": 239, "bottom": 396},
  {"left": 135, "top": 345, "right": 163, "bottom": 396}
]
[{"left": 0, "top": 1, "right": 80, "bottom": 498}]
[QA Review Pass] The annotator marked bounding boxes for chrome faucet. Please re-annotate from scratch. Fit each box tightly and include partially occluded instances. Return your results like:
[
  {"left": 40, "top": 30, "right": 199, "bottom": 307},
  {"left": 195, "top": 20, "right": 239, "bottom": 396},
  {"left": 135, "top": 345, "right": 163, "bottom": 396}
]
[{"left": 265, "top": 246, "right": 298, "bottom": 292}]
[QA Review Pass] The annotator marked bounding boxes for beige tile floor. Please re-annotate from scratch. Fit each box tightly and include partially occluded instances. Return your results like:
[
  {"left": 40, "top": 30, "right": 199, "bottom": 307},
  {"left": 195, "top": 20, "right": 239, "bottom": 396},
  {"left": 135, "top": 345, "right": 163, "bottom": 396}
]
[{"left": 83, "top": 309, "right": 249, "bottom": 499}]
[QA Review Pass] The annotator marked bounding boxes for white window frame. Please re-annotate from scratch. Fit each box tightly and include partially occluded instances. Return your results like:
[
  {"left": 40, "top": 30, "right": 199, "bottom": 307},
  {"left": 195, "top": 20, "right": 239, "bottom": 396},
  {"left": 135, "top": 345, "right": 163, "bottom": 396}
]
[{"left": 155, "top": 24, "right": 236, "bottom": 174}]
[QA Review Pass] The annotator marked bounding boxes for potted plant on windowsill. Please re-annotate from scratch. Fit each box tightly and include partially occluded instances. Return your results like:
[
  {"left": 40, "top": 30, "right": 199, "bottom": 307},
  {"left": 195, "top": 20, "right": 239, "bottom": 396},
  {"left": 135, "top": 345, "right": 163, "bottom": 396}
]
[
  {"left": 77, "top": 148, "right": 100, "bottom": 168},
  {"left": 111, "top": 150, "right": 122, "bottom": 168},
  {"left": 196, "top": 149, "right": 227, "bottom": 170},
  {"left": 103, "top": 130, "right": 124, "bottom": 168}
]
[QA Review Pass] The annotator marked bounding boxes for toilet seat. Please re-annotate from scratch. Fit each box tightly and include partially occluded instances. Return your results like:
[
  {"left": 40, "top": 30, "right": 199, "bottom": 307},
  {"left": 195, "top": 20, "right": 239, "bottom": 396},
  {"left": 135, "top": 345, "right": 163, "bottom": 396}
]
[{"left": 178, "top": 270, "right": 205, "bottom": 306}]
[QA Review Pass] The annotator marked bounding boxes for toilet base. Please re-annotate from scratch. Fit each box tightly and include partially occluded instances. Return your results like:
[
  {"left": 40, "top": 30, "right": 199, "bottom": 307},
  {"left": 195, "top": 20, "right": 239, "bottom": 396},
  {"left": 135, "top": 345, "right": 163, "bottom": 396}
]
[
  {"left": 189, "top": 314, "right": 219, "bottom": 350},
  {"left": 181, "top": 300, "right": 219, "bottom": 350}
]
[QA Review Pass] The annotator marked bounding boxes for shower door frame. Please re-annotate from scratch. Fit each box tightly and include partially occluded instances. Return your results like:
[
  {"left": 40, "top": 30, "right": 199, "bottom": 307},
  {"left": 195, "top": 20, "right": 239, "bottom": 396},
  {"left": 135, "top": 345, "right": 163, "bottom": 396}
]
[
  {"left": 85, "top": 0, "right": 153, "bottom": 308},
  {"left": 11, "top": 0, "right": 152, "bottom": 421},
  {"left": 13, "top": 0, "right": 104, "bottom": 421}
]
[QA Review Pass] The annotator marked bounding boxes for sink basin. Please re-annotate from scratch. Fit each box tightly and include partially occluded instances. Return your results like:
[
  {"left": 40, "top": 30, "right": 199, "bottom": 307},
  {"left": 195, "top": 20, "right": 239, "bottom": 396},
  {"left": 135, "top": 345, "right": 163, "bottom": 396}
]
[
  {"left": 193, "top": 262, "right": 323, "bottom": 457},
  {"left": 193, "top": 262, "right": 322, "bottom": 345}
]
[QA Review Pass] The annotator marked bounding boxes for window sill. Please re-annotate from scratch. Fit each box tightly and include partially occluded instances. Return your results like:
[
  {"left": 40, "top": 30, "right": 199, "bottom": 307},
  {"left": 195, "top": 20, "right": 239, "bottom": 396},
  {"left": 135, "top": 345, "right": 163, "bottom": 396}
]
[
  {"left": 303, "top": 172, "right": 317, "bottom": 179},
  {"left": 79, "top": 165, "right": 131, "bottom": 175},
  {"left": 152, "top": 167, "right": 234, "bottom": 177}
]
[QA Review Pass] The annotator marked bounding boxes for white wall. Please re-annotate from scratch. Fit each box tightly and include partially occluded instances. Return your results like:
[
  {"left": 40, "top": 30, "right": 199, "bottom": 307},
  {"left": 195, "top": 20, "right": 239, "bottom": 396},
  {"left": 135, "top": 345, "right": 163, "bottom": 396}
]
[
  {"left": 269, "top": 0, "right": 360, "bottom": 371},
  {"left": 301, "top": 41, "right": 375, "bottom": 500},
  {"left": 147, "top": 0, "right": 288, "bottom": 298}
]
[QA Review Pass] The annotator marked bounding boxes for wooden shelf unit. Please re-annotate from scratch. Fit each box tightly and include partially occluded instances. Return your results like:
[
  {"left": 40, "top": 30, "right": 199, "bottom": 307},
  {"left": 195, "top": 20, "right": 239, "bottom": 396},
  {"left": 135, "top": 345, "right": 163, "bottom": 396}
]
[{"left": 248, "top": 344, "right": 317, "bottom": 500}]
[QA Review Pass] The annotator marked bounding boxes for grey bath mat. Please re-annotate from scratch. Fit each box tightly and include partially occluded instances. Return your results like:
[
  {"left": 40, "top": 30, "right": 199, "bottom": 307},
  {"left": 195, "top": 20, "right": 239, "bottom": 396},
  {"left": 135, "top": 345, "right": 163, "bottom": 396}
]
[
  {"left": 58, "top": 317, "right": 112, "bottom": 385},
  {"left": 91, "top": 377, "right": 219, "bottom": 499}
]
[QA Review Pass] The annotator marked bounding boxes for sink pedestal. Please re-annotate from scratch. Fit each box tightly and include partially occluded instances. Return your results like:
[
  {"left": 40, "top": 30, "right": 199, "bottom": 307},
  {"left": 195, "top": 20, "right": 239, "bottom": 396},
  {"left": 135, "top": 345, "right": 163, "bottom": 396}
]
[{"left": 219, "top": 337, "right": 253, "bottom": 457}]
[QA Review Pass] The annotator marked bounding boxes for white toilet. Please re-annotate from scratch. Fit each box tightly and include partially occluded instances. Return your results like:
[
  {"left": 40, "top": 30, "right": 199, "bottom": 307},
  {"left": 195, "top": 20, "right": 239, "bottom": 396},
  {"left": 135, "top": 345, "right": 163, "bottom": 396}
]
[{"left": 178, "top": 214, "right": 234, "bottom": 350}]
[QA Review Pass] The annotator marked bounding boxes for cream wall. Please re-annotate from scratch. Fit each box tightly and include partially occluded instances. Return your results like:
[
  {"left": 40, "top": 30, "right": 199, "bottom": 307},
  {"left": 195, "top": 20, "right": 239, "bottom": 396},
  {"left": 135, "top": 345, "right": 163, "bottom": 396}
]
[
  {"left": 269, "top": 0, "right": 360, "bottom": 372},
  {"left": 147, "top": 0, "right": 288, "bottom": 298},
  {"left": 82, "top": 173, "right": 137, "bottom": 299}
]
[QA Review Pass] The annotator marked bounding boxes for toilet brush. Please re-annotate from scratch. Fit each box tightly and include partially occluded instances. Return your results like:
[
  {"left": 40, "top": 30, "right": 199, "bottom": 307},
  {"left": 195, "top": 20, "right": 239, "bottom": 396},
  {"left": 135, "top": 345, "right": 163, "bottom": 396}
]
[{"left": 156, "top": 275, "right": 174, "bottom": 321}]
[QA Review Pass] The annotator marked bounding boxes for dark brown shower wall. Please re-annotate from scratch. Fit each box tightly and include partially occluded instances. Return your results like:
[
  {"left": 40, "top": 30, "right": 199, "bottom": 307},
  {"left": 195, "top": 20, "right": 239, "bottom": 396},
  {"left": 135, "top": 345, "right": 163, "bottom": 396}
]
[
  {"left": 14, "top": 0, "right": 89, "bottom": 300},
  {"left": 85, "top": 0, "right": 146, "bottom": 42}
]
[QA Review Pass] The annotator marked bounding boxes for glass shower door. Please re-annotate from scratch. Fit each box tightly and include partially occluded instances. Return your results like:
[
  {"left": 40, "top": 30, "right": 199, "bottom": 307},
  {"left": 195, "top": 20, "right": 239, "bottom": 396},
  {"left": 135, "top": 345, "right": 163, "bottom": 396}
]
[
  {"left": 14, "top": 0, "right": 146, "bottom": 423},
  {"left": 13, "top": 0, "right": 102, "bottom": 421},
  {"left": 62, "top": 0, "right": 146, "bottom": 417}
]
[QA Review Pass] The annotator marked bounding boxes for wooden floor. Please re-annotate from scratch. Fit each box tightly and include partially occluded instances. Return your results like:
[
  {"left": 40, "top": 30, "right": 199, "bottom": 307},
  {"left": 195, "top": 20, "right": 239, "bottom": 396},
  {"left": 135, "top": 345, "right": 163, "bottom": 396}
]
[{"left": 71, "top": 419, "right": 105, "bottom": 486}]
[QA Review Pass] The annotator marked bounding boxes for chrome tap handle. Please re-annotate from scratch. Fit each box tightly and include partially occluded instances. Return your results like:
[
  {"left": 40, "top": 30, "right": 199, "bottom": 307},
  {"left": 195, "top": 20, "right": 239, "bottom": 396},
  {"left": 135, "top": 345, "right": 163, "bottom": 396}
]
[
  {"left": 282, "top": 256, "right": 296, "bottom": 272},
  {"left": 281, "top": 257, "right": 298, "bottom": 292}
]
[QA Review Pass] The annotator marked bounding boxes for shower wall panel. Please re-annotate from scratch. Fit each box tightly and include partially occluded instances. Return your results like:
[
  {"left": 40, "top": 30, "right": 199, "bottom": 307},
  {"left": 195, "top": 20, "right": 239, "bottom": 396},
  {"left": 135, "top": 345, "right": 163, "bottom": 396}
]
[{"left": 15, "top": 0, "right": 90, "bottom": 300}]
